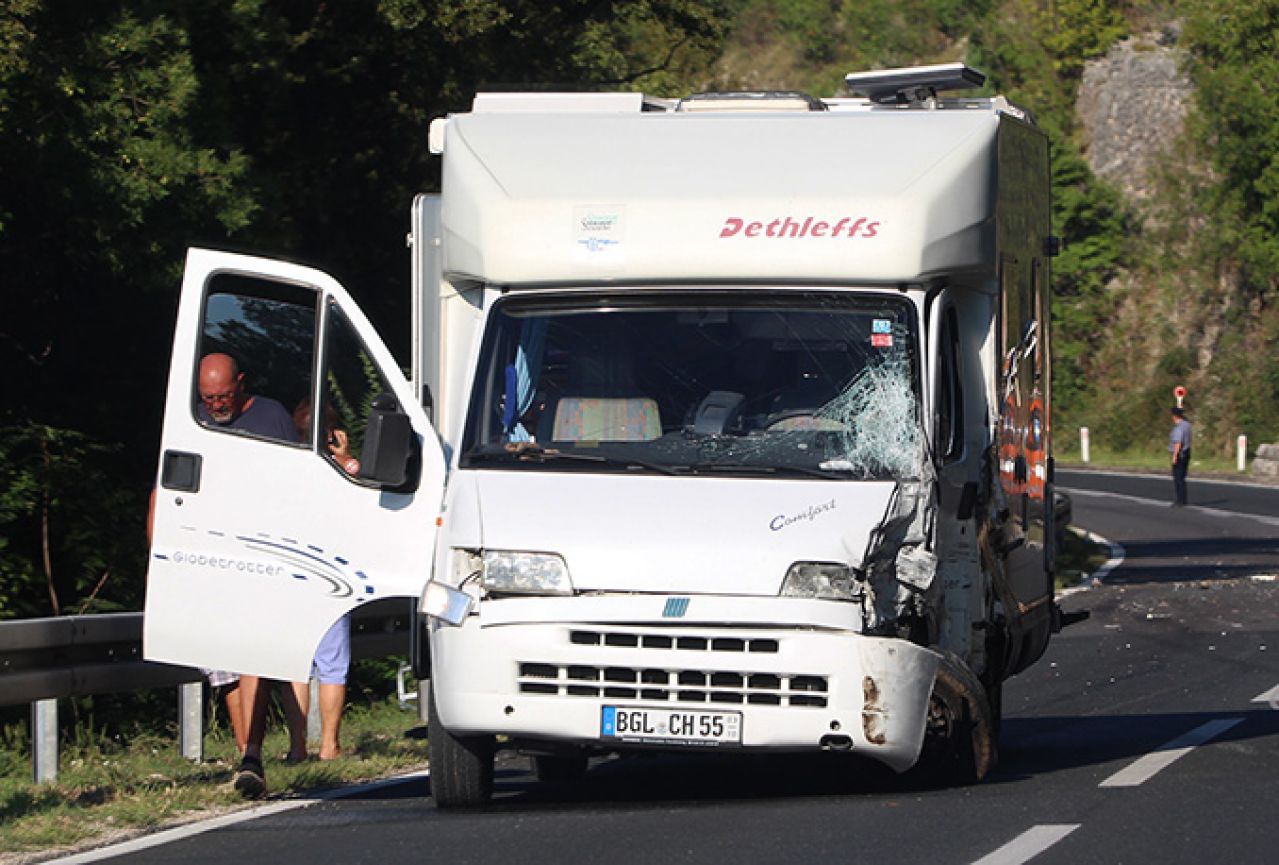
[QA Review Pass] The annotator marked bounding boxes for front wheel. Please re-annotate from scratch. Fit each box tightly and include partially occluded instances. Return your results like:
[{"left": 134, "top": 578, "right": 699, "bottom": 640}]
[
  {"left": 428, "top": 686, "right": 495, "bottom": 808},
  {"left": 915, "top": 654, "right": 997, "bottom": 785}
]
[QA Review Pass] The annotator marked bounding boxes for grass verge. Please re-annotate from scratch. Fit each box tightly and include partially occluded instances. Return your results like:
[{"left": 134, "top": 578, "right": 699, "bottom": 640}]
[
  {"left": 0, "top": 696, "right": 427, "bottom": 858},
  {"left": 1054, "top": 444, "right": 1252, "bottom": 476},
  {"left": 1055, "top": 526, "right": 1112, "bottom": 591}
]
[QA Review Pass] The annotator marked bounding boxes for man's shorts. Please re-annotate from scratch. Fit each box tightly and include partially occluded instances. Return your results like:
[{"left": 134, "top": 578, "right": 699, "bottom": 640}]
[
  {"left": 312, "top": 614, "right": 351, "bottom": 685},
  {"left": 202, "top": 669, "right": 240, "bottom": 688}
]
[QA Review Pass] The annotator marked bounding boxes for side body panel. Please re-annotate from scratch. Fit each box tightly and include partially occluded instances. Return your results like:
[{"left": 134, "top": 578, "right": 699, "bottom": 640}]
[{"left": 993, "top": 117, "right": 1054, "bottom": 676}]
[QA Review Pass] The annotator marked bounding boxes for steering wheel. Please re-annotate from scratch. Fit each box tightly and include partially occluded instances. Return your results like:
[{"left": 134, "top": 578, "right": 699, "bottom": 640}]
[{"left": 764, "top": 410, "right": 846, "bottom": 432}]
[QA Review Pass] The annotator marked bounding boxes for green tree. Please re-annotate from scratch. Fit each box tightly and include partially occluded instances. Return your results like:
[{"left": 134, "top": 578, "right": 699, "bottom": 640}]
[
  {"left": 0, "top": 1, "right": 261, "bottom": 615},
  {"left": 969, "top": 0, "right": 1129, "bottom": 425},
  {"left": 0, "top": 422, "right": 143, "bottom": 618},
  {"left": 1183, "top": 0, "right": 1279, "bottom": 296}
]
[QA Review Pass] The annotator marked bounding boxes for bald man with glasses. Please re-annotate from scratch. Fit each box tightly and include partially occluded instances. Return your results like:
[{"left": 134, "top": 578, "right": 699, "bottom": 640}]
[
  {"left": 194, "top": 352, "right": 297, "bottom": 797},
  {"left": 196, "top": 352, "right": 295, "bottom": 440}
]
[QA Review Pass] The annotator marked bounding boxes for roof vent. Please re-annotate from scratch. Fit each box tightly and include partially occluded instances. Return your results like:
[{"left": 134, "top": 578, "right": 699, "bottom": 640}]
[
  {"left": 844, "top": 63, "right": 985, "bottom": 105},
  {"left": 675, "top": 91, "right": 827, "bottom": 113}
]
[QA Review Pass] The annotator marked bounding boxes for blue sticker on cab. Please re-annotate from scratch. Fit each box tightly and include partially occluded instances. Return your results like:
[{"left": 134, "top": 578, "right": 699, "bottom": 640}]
[{"left": 872, "top": 319, "right": 892, "bottom": 334}]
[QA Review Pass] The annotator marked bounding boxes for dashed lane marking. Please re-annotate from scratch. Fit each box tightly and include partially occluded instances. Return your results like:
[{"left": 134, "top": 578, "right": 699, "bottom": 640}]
[
  {"left": 970, "top": 824, "right": 1081, "bottom": 865},
  {"left": 1098, "top": 718, "right": 1244, "bottom": 787},
  {"left": 1252, "top": 684, "right": 1279, "bottom": 708}
]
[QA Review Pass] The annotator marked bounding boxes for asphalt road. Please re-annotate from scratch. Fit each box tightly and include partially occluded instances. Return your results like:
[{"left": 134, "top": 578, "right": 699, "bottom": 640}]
[{"left": 61, "top": 471, "right": 1279, "bottom": 865}]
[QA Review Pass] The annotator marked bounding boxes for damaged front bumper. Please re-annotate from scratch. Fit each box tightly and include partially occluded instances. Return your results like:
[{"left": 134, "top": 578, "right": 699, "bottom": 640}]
[{"left": 430, "top": 595, "right": 943, "bottom": 772}]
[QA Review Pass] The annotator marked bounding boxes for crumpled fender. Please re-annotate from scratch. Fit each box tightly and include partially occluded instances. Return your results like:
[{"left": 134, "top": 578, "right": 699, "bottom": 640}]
[{"left": 858, "top": 636, "right": 943, "bottom": 771}]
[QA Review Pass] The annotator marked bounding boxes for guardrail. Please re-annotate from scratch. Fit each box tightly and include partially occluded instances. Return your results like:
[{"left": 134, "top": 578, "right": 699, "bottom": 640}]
[{"left": 0, "top": 603, "right": 415, "bottom": 783}]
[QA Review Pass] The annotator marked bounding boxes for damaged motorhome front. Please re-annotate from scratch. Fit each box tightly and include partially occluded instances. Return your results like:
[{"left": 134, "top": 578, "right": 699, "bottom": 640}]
[{"left": 144, "top": 64, "right": 1065, "bottom": 806}]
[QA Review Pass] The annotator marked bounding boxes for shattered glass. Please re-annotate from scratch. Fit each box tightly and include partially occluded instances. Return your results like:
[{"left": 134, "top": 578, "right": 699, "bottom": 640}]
[{"left": 809, "top": 356, "right": 921, "bottom": 478}]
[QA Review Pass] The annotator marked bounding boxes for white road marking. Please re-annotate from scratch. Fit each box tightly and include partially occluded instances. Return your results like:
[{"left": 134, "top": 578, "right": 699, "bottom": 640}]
[
  {"left": 970, "top": 824, "right": 1081, "bottom": 865},
  {"left": 1060, "top": 468, "right": 1279, "bottom": 491},
  {"left": 1076, "top": 526, "right": 1124, "bottom": 579},
  {"left": 1099, "top": 718, "right": 1244, "bottom": 788},
  {"left": 44, "top": 770, "right": 430, "bottom": 864},
  {"left": 1058, "top": 526, "right": 1125, "bottom": 597},
  {"left": 1252, "top": 684, "right": 1279, "bottom": 708}
]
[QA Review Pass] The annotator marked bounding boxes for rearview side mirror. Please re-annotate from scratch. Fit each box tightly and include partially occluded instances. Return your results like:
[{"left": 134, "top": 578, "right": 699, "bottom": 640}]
[{"left": 359, "top": 395, "right": 415, "bottom": 488}]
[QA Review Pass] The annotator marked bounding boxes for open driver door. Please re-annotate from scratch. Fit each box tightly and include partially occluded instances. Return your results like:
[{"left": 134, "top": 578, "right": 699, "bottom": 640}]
[{"left": 144, "top": 248, "right": 446, "bottom": 682}]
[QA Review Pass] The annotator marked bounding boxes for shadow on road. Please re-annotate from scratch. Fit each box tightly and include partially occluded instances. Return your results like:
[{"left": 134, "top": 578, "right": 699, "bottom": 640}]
[
  {"left": 993, "top": 708, "right": 1277, "bottom": 783},
  {"left": 365, "top": 707, "right": 1278, "bottom": 811},
  {"left": 1102, "top": 535, "right": 1279, "bottom": 585}
]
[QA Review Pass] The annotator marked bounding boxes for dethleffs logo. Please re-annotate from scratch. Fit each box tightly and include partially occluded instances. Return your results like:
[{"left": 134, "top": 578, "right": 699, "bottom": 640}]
[{"left": 719, "top": 216, "right": 880, "bottom": 239}]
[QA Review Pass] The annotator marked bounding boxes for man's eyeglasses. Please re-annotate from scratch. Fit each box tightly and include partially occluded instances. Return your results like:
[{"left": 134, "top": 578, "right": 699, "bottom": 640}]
[{"left": 200, "top": 390, "right": 237, "bottom": 405}]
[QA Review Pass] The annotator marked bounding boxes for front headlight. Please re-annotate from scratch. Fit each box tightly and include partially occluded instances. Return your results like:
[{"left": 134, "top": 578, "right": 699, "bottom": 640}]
[
  {"left": 780, "top": 562, "right": 862, "bottom": 601},
  {"left": 482, "top": 550, "right": 574, "bottom": 595}
]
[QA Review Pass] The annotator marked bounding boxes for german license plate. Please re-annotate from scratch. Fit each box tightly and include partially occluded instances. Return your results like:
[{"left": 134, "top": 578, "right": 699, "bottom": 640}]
[{"left": 600, "top": 706, "right": 742, "bottom": 746}]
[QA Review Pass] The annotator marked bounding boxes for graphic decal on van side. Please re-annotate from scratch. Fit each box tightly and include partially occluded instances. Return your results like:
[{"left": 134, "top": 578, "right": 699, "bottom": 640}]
[{"left": 154, "top": 530, "right": 374, "bottom": 599}]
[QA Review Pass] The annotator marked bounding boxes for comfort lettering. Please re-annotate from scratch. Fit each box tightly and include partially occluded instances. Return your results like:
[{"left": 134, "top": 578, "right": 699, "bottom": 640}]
[{"left": 769, "top": 499, "right": 838, "bottom": 531}]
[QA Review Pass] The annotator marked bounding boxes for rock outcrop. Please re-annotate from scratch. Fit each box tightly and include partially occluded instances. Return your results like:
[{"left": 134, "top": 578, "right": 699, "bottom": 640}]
[
  {"left": 1076, "top": 24, "right": 1190, "bottom": 204},
  {"left": 1253, "top": 444, "right": 1279, "bottom": 479}
]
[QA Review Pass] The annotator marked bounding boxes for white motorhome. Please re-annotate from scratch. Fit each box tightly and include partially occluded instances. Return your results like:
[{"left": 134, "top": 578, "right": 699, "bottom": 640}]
[{"left": 145, "top": 64, "right": 1065, "bottom": 806}]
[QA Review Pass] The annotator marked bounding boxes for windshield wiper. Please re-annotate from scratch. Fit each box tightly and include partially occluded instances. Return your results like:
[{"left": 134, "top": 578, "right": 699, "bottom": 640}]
[
  {"left": 466, "top": 443, "right": 683, "bottom": 475},
  {"left": 685, "top": 462, "right": 775, "bottom": 474},
  {"left": 685, "top": 461, "right": 854, "bottom": 479}
]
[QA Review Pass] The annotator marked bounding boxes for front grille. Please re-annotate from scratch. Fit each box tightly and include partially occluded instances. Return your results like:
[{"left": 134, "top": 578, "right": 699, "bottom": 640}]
[
  {"left": 569, "top": 629, "right": 779, "bottom": 654},
  {"left": 517, "top": 662, "right": 828, "bottom": 708}
]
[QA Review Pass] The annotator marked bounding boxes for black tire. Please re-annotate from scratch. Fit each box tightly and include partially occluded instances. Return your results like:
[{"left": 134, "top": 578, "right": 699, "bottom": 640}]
[
  {"left": 533, "top": 751, "right": 589, "bottom": 784},
  {"left": 428, "top": 685, "right": 495, "bottom": 808},
  {"left": 985, "top": 680, "right": 1003, "bottom": 739},
  {"left": 916, "top": 654, "right": 997, "bottom": 785}
]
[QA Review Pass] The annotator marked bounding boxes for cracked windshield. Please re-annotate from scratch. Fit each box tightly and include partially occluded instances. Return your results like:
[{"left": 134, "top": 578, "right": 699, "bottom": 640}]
[{"left": 461, "top": 292, "right": 920, "bottom": 479}]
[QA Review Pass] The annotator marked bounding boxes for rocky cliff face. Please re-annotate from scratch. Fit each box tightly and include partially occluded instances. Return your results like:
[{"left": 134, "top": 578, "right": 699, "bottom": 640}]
[{"left": 1076, "top": 24, "right": 1189, "bottom": 205}]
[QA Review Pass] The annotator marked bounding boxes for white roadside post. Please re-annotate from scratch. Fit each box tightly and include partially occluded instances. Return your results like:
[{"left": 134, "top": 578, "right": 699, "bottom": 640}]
[
  {"left": 308, "top": 678, "right": 321, "bottom": 744},
  {"left": 1080, "top": 427, "right": 1090, "bottom": 464},
  {"left": 32, "top": 699, "right": 57, "bottom": 783},
  {"left": 179, "top": 681, "right": 204, "bottom": 761},
  {"left": 1238, "top": 435, "right": 1247, "bottom": 473}
]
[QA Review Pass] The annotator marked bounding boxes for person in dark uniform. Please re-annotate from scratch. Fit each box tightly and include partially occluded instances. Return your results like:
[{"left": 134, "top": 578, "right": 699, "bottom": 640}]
[{"left": 1169, "top": 406, "right": 1192, "bottom": 507}]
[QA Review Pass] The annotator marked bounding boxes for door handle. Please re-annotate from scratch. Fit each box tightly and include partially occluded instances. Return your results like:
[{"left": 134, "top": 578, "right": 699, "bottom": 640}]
[{"left": 161, "top": 450, "right": 202, "bottom": 493}]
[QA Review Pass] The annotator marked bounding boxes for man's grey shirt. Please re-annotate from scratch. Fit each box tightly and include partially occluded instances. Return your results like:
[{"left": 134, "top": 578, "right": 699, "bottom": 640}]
[{"left": 1169, "top": 419, "right": 1192, "bottom": 454}]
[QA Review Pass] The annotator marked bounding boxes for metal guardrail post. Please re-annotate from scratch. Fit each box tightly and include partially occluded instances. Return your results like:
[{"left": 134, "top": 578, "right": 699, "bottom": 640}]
[
  {"left": 179, "top": 681, "right": 204, "bottom": 761},
  {"left": 2, "top": 604, "right": 415, "bottom": 774},
  {"left": 32, "top": 698, "right": 58, "bottom": 783}
]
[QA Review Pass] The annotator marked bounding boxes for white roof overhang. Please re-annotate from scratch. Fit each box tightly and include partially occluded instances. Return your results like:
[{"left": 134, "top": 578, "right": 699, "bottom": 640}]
[{"left": 439, "top": 109, "right": 1001, "bottom": 286}]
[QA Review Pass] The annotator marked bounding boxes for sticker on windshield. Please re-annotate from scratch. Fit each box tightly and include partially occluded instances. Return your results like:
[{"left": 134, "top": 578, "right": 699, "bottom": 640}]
[
  {"left": 871, "top": 319, "right": 892, "bottom": 334},
  {"left": 871, "top": 333, "right": 893, "bottom": 348}
]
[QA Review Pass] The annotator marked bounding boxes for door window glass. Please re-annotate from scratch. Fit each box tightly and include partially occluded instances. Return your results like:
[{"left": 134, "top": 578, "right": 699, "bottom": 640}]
[
  {"left": 314, "top": 301, "right": 396, "bottom": 478},
  {"left": 197, "top": 274, "right": 317, "bottom": 445}
]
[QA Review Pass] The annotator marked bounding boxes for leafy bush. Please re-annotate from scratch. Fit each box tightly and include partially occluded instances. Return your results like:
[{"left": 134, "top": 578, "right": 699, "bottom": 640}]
[{"left": 0, "top": 420, "right": 147, "bottom": 619}]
